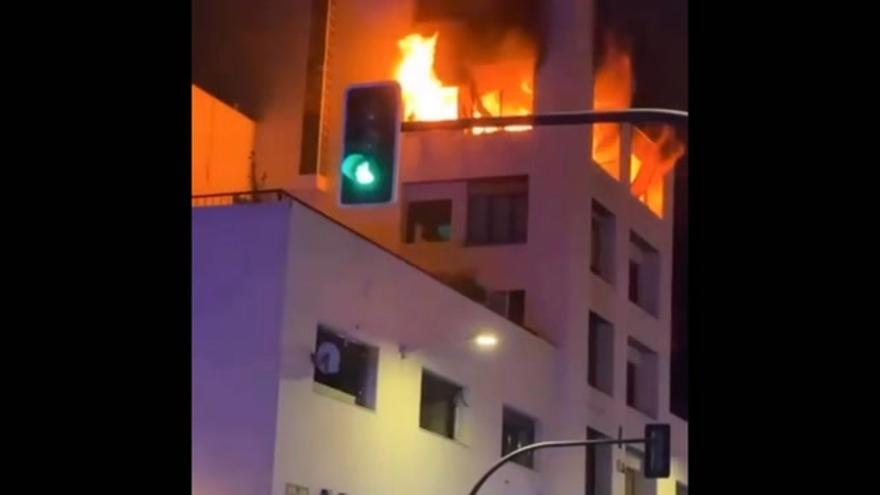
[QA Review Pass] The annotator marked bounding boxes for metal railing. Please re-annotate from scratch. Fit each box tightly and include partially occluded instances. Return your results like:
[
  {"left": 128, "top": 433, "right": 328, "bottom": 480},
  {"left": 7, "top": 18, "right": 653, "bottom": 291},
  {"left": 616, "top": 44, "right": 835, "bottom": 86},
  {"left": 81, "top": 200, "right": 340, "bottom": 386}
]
[{"left": 191, "top": 189, "right": 293, "bottom": 207}]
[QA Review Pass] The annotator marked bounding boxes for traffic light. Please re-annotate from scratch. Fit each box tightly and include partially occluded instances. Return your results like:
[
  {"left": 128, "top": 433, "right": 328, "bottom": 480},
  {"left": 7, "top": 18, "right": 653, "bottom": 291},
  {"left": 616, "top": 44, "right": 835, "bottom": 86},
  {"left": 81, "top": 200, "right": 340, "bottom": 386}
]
[
  {"left": 643, "top": 423, "right": 671, "bottom": 478},
  {"left": 339, "top": 81, "right": 401, "bottom": 206}
]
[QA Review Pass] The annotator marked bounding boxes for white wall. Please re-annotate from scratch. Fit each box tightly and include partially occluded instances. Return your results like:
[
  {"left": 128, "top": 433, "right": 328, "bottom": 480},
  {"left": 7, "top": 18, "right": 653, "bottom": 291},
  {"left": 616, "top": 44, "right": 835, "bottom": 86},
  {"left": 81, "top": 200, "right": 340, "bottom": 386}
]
[
  {"left": 273, "top": 201, "right": 560, "bottom": 495},
  {"left": 192, "top": 204, "right": 292, "bottom": 495}
]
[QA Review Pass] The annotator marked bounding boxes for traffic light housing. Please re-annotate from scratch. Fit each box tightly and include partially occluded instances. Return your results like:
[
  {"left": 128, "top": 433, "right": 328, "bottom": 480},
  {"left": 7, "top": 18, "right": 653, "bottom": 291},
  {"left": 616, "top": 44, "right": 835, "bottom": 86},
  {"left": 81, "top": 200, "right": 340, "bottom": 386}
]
[
  {"left": 339, "top": 82, "right": 401, "bottom": 206},
  {"left": 643, "top": 423, "right": 671, "bottom": 478}
]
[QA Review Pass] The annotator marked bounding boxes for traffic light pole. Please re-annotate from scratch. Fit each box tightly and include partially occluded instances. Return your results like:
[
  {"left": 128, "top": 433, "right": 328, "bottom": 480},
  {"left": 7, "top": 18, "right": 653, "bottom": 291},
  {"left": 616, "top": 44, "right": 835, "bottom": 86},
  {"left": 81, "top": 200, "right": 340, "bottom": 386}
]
[
  {"left": 467, "top": 437, "right": 645, "bottom": 495},
  {"left": 468, "top": 423, "right": 671, "bottom": 495},
  {"left": 401, "top": 108, "right": 688, "bottom": 132}
]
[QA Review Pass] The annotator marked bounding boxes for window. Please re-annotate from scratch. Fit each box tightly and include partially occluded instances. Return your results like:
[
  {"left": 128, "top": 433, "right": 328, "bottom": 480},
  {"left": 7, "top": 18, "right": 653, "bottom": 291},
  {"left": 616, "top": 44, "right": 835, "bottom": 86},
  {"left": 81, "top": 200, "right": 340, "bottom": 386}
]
[
  {"left": 420, "top": 370, "right": 463, "bottom": 439},
  {"left": 312, "top": 326, "right": 378, "bottom": 408},
  {"left": 626, "top": 362, "right": 636, "bottom": 407},
  {"left": 467, "top": 176, "right": 528, "bottom": 245},
  {"left": 299, "top": 0, "right": 330, "bottom": 175},
  {"left": 624, "top": 466, "right": 638, "bottom": 495},
  {"left": 588, "top": 312, "right": 614, "bottom": 395},
  {"left": 586, "top": 427, "right": 612, "bottom": 495},
  {"left": 626, "top": 338, "right": 659, "bottom": 418},
  {"left": 624, "top": 448, "right": 652, "bottom": 495},
  {"left": 405, "top": 199, "right": 452, "bottom": 243},
  {"left": 629, "top": 232, "right": 660, "bottom": 316},
  {"left": 502, "top": 407, "right": 536, "bottom": 468},
  {"left": 591, "top": 200, "right": 616, "bottom": 282},
  {"left": 628, "top": 261, "right": 640, "bottom": 302},
  {"left": 487, "top": 289, "right": 526, "bottom": 325}
]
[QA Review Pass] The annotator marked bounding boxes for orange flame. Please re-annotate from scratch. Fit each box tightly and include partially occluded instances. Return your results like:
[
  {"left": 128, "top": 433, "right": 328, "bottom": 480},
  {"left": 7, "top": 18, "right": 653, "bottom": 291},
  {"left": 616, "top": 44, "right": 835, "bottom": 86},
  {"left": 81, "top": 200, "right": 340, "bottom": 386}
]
[
  {"left": 592, "top": 37, "right": 685, "bottom": 217},
  {"left": 395, "top": 33, "right": 459, "bottom": 122},
  {"left": 393, "top": 32, "right": 533, "bottom": 134}
]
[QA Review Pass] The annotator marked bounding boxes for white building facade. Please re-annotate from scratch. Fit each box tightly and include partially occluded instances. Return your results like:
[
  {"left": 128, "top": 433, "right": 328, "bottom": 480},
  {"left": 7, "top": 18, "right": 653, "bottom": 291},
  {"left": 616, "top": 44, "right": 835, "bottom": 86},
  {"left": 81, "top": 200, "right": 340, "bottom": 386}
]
[{"left": 193, "top": 1, "right": 687, "bottom": 494}]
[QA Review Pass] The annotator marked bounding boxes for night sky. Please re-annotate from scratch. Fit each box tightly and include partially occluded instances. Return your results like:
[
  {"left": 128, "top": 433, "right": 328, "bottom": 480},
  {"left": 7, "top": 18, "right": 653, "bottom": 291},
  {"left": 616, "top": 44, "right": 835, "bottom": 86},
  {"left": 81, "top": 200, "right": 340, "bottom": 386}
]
[{"left": 193, "top": 0, "right": 689, "bottom": 419}]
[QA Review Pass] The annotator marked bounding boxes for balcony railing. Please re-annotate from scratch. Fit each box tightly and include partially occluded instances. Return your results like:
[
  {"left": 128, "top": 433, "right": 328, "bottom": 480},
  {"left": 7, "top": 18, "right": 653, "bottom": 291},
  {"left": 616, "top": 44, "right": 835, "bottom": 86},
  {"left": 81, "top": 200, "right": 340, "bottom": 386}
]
[{"left": 191, "top": 189, "right": 294, "bottom": 207}]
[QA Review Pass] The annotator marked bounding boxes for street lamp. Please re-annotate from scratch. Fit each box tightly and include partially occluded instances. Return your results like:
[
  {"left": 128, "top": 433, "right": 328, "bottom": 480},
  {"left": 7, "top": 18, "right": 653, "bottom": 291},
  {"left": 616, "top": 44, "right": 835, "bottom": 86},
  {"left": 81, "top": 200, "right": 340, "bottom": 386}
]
[{"left": 474, "top": 332, "right": 498, "bottom": 349}]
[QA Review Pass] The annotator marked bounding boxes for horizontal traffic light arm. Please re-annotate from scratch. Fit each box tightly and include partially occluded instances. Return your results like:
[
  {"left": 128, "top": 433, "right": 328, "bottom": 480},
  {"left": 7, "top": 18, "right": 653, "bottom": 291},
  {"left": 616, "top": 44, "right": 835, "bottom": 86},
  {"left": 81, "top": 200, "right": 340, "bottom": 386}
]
[
  {"left": 401, "top": 108, "right": 688, "bottom": 132},
  {"left": 467, "top": 437, "right": 646, "bottom": 495}
]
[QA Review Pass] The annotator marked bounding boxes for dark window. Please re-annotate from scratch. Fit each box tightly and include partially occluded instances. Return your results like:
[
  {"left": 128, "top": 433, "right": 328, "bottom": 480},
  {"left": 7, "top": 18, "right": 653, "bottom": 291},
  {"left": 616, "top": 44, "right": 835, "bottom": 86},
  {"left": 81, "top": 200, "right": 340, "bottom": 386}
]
[
  {"left": 487, "top": 289, "right": 526, "bottom": 325},
  {"left": 591, "top": 218, "right": 601, "bottom": 272},
  {"left": 405, "top": 199, "right": 452, "bottom": 243},
  {"left": 509, "top": 290, "right": 526, "bottom": 325},
  {"left": 626, "top": 338, "right": 659, "bottom": 418},
  {"left": 467, "top": 177, "right": 528, "bottom": 245},
  {"left": 628, "top": 260, "right": 640, "bottom": 303},
  {"left": 626, "top": 362, "right": 636, "bottom": 408},
  {"left": 629, "top": 232, "right": 660, "bottom": 316},
  {"left": 588, "top": 312, "right": 614, "bottom": 395},
  {"left": 313, "top": 326, "right": 377, "bottom": 408},
  {"left": 586, "top": 427, "right": 611, "bottom": 495},
  {"left": 502, "top": 407, "right": 536, "bottom": 468},
  {"left": 420, "top": 371, "right": 462, "bottom": 439},
  {"left": 299, "top": 0, "right": 330, "bottom": 175},
  {"left": 591, "top": 200, "right": 615, "bottom": 281}
]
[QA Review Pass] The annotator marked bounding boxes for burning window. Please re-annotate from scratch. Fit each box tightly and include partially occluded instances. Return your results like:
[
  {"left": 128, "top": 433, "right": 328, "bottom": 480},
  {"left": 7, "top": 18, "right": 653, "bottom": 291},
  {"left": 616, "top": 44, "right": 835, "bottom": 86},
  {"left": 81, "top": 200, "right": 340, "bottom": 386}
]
[
  {"left": 592, "top": 35, "right": 686, "bottom": 218},
  {"left": 393, "top": 1, "right": 537, "bottom": 135}
]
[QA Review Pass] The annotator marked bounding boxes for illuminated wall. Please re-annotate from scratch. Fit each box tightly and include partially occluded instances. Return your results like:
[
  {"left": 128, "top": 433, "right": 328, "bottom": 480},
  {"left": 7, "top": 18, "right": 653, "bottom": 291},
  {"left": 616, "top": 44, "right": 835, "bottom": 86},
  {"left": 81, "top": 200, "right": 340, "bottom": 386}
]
[
  {"left": 192, "top": 85, "right": 255, "bottom": 195},
  {"left": 192, "top": 204, "right": 289, "bottom": 495}
]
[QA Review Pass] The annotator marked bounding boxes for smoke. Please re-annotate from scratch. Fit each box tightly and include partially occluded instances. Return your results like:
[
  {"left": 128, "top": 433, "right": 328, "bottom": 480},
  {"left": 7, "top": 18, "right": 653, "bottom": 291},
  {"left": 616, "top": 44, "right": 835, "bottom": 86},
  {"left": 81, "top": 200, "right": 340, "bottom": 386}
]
[{"left": 413, "top": 0, "right": 542, "bottom": 86}]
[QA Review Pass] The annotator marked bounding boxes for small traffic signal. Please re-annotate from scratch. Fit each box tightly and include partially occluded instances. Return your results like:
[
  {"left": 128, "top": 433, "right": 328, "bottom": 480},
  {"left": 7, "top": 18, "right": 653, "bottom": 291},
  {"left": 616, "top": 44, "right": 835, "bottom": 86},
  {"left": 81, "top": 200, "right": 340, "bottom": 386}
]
[
  {"left": 339, "top": 81, "right": 401, "bottom": 206},
  {"left": 643, "top": 423, "right": 671, "bottom": 478}
]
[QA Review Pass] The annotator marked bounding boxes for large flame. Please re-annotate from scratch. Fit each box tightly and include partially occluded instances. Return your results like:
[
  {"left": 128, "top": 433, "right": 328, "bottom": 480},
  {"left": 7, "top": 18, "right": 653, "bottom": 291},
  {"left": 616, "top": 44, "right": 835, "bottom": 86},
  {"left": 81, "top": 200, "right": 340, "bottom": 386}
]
[
  {"left": 395, "top": 33, "right": 459, "bottom": 122},
  {"left": 592, "top": 37, "right": 685, "bottom": 216},
  {"left": 393, "top": 32, "right": 533, "bottom": 134}
]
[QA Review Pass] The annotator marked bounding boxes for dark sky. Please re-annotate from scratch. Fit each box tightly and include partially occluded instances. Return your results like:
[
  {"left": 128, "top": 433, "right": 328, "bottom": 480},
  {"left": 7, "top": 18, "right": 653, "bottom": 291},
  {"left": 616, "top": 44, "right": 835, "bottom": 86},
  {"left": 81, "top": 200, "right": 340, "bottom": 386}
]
[{"left": 193, "top": 0, "right": 689, "bottom": 418}]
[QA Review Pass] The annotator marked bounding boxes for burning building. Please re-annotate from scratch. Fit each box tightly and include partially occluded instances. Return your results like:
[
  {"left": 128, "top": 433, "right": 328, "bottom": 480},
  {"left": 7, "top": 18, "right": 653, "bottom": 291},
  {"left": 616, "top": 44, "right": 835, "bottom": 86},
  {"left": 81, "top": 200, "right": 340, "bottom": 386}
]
[{"left": 192, "top": 1, "right": 688, "bottom": 495}]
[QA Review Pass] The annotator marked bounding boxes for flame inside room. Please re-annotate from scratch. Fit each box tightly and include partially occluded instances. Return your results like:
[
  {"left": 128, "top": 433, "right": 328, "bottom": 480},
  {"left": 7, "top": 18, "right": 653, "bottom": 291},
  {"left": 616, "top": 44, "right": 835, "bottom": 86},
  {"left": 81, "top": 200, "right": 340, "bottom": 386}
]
[
  {"left": 392, "top": 0, "right": 540, "bottom": 134},
  {"left": 382, "top": 0, "right": 685, "bottom": 217}
]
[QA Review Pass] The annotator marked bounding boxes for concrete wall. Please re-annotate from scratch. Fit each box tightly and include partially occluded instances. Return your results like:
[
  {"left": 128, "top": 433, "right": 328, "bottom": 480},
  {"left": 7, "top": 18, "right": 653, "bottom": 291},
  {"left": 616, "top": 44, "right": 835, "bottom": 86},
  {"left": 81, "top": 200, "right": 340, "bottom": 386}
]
[
  {"left": 192, "top": 203, "right": 291, "bottom": 495},
  {"left": 192, "top": 85, "right": 255, "bottom": 194}
]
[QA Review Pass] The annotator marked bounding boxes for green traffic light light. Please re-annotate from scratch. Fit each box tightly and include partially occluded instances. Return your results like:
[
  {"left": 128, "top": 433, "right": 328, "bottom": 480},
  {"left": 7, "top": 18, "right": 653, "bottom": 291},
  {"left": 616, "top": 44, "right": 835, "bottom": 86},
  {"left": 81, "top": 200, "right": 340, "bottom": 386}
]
[
  {"left": 340, "top": 82, "right": 400, "bottom": 206},
  {"left": 354, "top": 161, "right": 375, "bottom": 185},
  {"left": 341, "top": 153, "right": 377, "bottom": 187}
]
